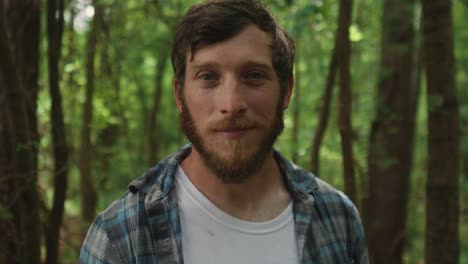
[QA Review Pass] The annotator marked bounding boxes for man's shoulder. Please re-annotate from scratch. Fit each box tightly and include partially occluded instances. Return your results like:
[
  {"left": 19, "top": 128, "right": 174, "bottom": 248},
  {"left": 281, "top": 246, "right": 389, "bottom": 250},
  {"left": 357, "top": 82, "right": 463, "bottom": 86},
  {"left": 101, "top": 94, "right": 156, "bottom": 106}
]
[
  {"left": 90, "top": 190, "right": 145, "bottom": 235},
  {"left": 315, "top": 175, "right": 355, "bottom": 210},
  {"left": 79, "top": 183, "right": 160, "bottom": 262},
  {"left": 129, "top": 145, "right": 191, "bottom": 195},
  {"left": 283, "top": 158, "right": 357, "bottom": 214},
  {"left": 292, "top": 171, "right": 368, "bottom": 263},
  {"left": 93, "top": 146, "right": 192, "bottom": 227}
]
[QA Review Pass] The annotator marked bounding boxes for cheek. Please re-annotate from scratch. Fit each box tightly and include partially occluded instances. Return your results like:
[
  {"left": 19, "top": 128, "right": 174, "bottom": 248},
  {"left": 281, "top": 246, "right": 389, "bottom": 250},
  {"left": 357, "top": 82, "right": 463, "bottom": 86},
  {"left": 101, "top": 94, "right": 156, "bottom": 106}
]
[
  {"left": 184, "top": 97, "right": 214, "bottom": 127},
  {"left": 183, "top": 89, "right": 206, "bottom": 110},
  {"left": 250, "top": 94, "right": 280, "bottom": 117},
  {"left": 185, "top": 87, "right": 215, "bottom": 106}
]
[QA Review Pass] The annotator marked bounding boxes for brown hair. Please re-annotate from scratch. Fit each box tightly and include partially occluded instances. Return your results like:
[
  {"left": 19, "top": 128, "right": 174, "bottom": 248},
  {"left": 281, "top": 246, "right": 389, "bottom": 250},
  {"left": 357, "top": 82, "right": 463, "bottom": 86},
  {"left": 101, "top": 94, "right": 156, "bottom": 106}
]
[{"left": 171, "top": 0, "right": 295, "bottom": 95}]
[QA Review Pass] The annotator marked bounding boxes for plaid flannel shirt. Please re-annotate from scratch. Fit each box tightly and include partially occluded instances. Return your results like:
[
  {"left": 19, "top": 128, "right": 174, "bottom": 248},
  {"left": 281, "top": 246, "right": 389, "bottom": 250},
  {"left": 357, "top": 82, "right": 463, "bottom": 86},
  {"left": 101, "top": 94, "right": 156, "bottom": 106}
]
[{"left": 78, "top": 145, "right": 368, "bottom": 263}]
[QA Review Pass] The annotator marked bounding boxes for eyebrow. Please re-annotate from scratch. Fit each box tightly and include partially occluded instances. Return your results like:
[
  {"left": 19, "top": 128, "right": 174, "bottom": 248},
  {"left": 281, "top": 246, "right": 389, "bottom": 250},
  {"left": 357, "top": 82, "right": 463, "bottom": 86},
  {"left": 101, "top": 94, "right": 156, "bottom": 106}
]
[
  {"left": 190, "top": 61, "right": 220, "bottom": 71},
  {"left": 243, "top": 60, "right": 273, "bottom": 70},
  {"left": 190, "top": 60, "right": 273, "bottom": 71}
]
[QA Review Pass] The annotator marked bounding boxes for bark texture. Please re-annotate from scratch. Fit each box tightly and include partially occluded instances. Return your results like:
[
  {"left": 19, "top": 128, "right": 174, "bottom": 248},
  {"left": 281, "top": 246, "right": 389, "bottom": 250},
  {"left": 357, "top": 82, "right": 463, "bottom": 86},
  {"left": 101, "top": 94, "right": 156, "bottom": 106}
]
[
  {"left": 45, "top": 0, "right": 68, "bottom": 263},
  {"left": 310, "top": 47, "right": 336, "bottom": 173},
  {"left": 80, "top": 0, "right": 99, "bottom": 223},
  {"left": 336, "top": 0, "right": 356, "bottom": 202},
  {"left": 422, "top": 0, "right": 460, "bottom": 263},
  {"left": 0, "top": 1, "right": 41, "bottom": 263},
  {"left": 146, "top": 53, "right": 168, "bottom": 167},
  {"left": 367, "top": 1, "right": 417, "bottom": 263}
]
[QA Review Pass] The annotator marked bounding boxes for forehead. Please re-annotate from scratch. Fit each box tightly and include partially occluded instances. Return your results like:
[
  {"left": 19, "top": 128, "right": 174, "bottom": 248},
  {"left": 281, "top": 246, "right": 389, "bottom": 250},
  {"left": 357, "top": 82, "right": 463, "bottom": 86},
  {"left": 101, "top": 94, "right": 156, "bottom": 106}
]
[{"left": 187, "top": 25, "right": 273, "bottom": 69}]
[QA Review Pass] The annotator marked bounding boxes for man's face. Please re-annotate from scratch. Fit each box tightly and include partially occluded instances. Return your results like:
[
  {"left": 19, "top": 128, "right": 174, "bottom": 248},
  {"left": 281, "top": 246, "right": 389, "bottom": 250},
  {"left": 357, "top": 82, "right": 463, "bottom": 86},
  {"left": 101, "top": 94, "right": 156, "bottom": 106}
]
[{"left": 175, "top": 25, "right": 292, "bottom": 183}]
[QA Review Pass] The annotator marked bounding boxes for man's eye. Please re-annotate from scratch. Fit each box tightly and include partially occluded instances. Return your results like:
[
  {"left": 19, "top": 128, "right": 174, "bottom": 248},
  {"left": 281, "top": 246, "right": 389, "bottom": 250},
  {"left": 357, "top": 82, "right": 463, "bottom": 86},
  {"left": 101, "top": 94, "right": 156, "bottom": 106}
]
[
  {"left": 199, "top": 73, "right": 217, "bottom": 81},
  {"left": 245, "top": 71, "right": 266, "bottom": 80}
]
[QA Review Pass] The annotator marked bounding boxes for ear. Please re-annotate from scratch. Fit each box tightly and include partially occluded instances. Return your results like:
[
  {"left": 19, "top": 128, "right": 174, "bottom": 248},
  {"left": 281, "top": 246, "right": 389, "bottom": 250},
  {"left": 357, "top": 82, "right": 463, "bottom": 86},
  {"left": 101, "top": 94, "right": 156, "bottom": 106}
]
[
  {"left": 174, "top": 79, "right": 183, "bottom": 113},
  {"left": 281, "top": 76, "right": 294, "bottom": 110}
]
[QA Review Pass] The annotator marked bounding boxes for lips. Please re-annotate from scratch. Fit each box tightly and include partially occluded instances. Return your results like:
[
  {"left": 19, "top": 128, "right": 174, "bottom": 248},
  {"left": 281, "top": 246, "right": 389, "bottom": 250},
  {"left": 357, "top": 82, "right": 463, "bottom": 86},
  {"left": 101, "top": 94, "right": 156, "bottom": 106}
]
[
  {"left": 214, "top": 126, "right": 255, "bottom": 139},
  {"left": 214, "top": 126, "right": 253, "bottom": 132},
  {"left": 209, "top": 117, "right": 258, "bottom": 138}
]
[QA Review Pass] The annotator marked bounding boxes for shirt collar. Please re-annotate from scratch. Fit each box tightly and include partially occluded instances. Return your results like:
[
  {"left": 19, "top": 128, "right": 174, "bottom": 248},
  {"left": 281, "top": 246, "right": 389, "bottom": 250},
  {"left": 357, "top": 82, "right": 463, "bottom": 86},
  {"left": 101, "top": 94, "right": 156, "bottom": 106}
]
[
  {"left": 272, "top": 149, "right": 319, "bottom": 201},
  {"left": 129, "top": 144, "right": 319, "bottom": 203}
]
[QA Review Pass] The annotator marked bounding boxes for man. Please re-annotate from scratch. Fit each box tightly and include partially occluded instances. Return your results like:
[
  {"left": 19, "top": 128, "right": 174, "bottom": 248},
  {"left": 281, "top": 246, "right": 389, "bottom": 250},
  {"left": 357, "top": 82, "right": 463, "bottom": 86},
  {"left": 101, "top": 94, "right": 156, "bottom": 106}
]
[{"left": 79, "top": 0, "right": 368, "bottom": 263}]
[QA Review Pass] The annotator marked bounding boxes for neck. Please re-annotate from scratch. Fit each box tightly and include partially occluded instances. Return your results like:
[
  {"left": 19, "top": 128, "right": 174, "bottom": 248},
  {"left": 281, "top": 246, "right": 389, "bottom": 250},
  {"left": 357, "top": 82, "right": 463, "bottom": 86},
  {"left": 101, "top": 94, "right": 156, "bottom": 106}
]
[{"left": 181, "top": 147, "right": 291, "bottom": 222}]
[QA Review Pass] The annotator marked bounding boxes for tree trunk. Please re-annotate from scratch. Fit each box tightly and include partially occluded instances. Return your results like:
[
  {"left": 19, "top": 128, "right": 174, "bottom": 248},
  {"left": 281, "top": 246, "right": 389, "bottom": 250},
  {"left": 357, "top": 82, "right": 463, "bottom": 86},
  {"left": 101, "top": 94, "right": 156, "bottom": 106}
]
[
  {"left": 0, "top": 1, "right": 40, "bottom": 263},
  {"left": 291, "top": 44, "right": 300, "bottom": 164},
  {"left": 63, "top": 0, "right": 80, "bottom": 144},
  {"left": 422, "top": 0, "right": 460, "bottom": 263},
  {"left": 117, "top": 69, "right": 138, "bottom": 173},
  {"left": 45, "top": 0, "right": 69, "bottom": 263},
  {"left": 98, "top": 5, "right": 138, "bottom": 174},
  {"left": 96, "top": 8, "right": 121, "bottom": 183},
  {"left": 367, "top": 1, "right": 417, "bottom": 263},
  {"left": 310, "top": 46, "right": 337, "bottom": 174},
  {"left": 145, "top": 53, "right": 168, "bottom": 167},
  {"left": 80, "top": 0, "right": 99, "bottom": 224},
  {"left": 0, "top": 83, "right": 13, "bottom": 264},
  {"left": 336, "top": 0, "right": 356, "bottom": 203}
]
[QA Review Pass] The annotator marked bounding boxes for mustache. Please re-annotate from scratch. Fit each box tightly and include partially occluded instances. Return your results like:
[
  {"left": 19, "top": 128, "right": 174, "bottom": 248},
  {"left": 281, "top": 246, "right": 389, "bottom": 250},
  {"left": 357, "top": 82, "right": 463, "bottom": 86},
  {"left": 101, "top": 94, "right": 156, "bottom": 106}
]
[{"left": 209, "top": 117, "right": 258, "bottom": 131}]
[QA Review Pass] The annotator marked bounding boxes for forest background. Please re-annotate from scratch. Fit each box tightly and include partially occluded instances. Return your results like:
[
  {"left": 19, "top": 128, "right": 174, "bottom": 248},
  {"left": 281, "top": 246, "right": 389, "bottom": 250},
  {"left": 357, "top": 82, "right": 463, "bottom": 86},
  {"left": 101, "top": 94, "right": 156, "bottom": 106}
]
[{"left": 0, "top": 0, "right": 467, "bottom": 263}]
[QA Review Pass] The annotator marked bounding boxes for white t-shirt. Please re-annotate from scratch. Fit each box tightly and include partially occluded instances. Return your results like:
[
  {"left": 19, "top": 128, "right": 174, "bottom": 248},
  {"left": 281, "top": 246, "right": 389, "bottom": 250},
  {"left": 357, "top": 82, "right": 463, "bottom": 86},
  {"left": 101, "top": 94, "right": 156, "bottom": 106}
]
[{"left": 175, "top": 166, "right": 299, "bottom": 264}]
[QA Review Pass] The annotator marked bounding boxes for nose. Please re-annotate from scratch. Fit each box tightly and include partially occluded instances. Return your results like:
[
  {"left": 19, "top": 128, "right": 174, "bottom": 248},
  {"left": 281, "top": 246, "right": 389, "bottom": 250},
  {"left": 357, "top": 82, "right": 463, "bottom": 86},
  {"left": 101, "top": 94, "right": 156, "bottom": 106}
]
[{"left": 218, "top": 77, "right": 247, "bottom": 116}]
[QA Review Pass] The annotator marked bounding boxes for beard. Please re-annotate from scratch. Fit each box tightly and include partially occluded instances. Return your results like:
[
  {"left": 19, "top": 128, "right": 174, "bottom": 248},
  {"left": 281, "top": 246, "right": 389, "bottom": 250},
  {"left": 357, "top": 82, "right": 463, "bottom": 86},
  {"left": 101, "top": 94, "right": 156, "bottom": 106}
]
[{"left": 179, "top": 98, "right": 285, "bottom": 184}]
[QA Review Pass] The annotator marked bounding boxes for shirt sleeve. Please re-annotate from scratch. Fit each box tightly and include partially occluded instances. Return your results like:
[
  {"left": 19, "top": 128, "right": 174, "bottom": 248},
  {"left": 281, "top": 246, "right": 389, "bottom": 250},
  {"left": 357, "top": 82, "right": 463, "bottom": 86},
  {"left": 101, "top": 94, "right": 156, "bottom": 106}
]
[{"left": 77, "top": 215, "right": 123, "bottom": 264}]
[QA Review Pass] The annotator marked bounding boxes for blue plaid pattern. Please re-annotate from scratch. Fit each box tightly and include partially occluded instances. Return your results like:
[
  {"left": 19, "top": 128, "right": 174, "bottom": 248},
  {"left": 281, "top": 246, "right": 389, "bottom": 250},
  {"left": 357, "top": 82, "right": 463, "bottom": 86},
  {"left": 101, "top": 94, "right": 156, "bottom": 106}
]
[{"left": 78, "top": 145, "right": 368, "bottom": 263}]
